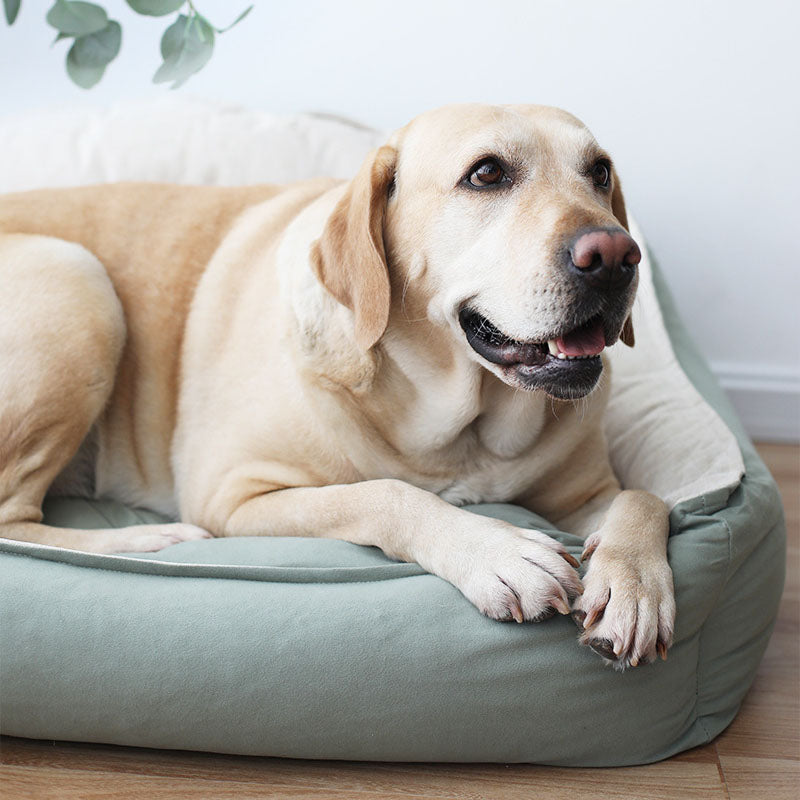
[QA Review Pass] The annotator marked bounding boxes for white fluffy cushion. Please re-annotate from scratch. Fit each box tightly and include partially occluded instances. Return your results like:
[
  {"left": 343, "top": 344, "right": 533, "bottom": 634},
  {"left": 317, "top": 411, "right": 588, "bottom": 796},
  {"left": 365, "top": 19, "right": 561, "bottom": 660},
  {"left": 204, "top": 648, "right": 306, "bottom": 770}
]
[{"left": 0, "top": 99, "right": 385, "bottom": 190}]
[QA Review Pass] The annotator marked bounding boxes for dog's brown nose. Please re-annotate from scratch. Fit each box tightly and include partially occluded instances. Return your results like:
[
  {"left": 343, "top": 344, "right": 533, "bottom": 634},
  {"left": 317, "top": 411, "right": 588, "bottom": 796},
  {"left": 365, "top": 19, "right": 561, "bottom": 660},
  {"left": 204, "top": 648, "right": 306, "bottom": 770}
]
[{"left": 569, "top": 229, "right": 641, "bottom": 289}]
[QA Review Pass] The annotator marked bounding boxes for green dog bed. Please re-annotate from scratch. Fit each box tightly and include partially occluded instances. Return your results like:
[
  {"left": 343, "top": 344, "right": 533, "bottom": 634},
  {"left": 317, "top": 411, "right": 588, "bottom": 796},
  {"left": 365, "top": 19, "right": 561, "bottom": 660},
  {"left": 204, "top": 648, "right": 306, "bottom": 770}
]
[{"left": 0, "top": 234, "right": 785, "bottom": 765}]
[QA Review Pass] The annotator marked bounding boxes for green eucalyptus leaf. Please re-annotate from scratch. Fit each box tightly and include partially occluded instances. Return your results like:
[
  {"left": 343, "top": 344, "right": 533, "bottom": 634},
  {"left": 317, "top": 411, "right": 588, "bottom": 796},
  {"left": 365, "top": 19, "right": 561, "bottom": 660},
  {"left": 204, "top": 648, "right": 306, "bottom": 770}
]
[
  {"left": 154, "top": 13, "right": 214, "bottom": 89},
  {"left": 216, "top": 4, "right": 253, "bottom": 34},
  {"left": 47, "top": 0, "right": 108, "bottom": 36},
  {"left": 3, "top": 0, "right": 21, "bottom": 25},
  {"left": 158, "top": 11, "right": 187, "bottom": 59},
  {"left": 69, "top": 20, "right": 121, "bottom": 68},
  {"left": 192, "top": 12, "right": 213, "bottom": 42},
  {"left": 66, "top": 46, "right": 106, "bottom": 88},
  {"left": 125, "top": 0, "right": 184, "bottom": 17}
]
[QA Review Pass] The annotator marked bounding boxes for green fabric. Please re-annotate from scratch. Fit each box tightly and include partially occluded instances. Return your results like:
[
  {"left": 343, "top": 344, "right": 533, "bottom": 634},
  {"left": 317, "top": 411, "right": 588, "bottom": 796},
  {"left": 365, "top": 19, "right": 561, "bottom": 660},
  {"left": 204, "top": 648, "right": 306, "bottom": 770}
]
[{"left": 0, "top": 256, "right": 785, "bottom": 765}]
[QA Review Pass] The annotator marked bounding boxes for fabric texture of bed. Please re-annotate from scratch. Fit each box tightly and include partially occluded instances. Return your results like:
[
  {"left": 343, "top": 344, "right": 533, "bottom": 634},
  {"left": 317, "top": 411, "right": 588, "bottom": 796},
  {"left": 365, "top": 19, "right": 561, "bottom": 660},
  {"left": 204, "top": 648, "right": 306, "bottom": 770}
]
[{"left": 0, "top": 101, "right": 786, "bottom": 765}]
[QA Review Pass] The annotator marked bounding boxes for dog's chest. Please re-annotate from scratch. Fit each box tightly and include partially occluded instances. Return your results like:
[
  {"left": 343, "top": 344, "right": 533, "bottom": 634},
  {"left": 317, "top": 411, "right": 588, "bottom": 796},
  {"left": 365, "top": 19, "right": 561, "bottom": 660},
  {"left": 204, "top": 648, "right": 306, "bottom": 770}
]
[
  {"left": 435, "top": 464, "right": 531, "bottom": 506},
  {"left": 389, "top": 395, "right": 550, "bottom": 507}
]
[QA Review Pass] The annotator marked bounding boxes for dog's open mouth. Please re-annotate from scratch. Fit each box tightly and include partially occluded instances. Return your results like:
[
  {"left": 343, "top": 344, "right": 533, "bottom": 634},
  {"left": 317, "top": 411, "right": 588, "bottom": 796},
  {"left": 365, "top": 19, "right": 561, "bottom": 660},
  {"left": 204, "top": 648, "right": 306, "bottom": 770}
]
[{"left": 458, "top": 308, "right": 607, "bottom": 398}]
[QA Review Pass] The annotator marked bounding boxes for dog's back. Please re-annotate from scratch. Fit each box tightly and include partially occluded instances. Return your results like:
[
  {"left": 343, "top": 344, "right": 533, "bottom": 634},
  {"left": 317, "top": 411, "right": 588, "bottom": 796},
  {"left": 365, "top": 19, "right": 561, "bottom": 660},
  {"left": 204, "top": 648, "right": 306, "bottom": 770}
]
[{"left": 0, "top": 183, "right": 283, "bottom": 507}]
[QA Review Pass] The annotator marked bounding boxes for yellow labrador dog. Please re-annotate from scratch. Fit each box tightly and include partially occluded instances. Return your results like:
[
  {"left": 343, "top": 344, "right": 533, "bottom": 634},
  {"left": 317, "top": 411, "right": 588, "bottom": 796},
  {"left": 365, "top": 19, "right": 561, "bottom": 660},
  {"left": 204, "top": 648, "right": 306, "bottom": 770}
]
[{"left": 0, "top": 104, "right": 674, "bottom": 668}]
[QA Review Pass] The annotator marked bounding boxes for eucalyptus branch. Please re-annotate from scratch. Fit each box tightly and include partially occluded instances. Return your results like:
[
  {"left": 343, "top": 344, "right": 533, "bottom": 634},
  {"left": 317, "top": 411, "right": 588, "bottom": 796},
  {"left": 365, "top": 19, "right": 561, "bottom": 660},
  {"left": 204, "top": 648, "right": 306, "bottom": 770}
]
[{"left": 2, "top": 0, "right": 253, "bottom": 89}]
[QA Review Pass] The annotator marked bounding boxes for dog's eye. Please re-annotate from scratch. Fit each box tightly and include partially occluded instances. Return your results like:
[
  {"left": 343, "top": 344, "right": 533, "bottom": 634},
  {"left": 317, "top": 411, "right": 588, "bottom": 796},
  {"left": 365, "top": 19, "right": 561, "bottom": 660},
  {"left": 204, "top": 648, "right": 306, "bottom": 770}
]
[
  {"left": 467, "top": 159, "right": 507, "bottom": 188},
  {"left": 591, "top": 161, "right": 611, "bottom": 189}
]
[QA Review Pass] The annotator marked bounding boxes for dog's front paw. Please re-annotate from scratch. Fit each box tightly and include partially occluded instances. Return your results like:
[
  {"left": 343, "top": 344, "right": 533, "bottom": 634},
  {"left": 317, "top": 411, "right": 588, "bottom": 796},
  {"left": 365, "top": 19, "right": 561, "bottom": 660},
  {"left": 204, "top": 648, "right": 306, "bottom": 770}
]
[
  {"left": 572, "top": 534, "right": 675, "bottom": 669},
  {"left": 456, "top": 524, "right": 583, "bottom": 623}
]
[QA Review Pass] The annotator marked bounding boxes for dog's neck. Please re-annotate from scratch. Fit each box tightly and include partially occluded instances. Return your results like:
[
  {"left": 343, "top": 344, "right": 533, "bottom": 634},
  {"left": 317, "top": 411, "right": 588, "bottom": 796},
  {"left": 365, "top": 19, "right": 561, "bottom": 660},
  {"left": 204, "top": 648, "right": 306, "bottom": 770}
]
[{"left": 368, "top": 308, "right": 552, "bottom": 460}]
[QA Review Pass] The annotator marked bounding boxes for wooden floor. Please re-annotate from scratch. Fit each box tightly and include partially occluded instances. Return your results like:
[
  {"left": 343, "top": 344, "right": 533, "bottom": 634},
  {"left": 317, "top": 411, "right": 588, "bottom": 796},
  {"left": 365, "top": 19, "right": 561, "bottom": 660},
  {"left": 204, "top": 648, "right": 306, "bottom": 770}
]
[{"left": 1, "top": 442, "right": 798, "bottom": 799}]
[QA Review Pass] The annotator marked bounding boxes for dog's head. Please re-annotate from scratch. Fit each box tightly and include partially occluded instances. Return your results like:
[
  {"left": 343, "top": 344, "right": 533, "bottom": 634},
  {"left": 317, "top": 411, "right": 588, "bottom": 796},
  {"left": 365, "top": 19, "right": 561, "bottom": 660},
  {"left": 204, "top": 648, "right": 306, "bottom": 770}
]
[{"left": 311, "top": 104, "right": 639, "bottom": 400}]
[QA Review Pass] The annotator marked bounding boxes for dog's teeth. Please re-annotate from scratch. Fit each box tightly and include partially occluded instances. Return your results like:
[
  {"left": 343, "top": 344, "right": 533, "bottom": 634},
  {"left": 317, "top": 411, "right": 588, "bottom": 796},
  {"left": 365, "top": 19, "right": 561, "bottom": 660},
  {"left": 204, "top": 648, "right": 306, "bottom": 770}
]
[
  {"left": 557, "top": 353, "right": 567, "bottom": 360},
  {"left": 547, "top": 340, "right": 560, "bottom": 356}
]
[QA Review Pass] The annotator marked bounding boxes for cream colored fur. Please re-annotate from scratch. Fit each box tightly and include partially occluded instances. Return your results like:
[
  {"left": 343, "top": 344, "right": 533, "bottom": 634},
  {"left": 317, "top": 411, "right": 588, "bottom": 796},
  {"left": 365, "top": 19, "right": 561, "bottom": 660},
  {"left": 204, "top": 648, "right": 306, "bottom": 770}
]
[{"left": 0, "top": 104, "right": 674, "bottom": 668}]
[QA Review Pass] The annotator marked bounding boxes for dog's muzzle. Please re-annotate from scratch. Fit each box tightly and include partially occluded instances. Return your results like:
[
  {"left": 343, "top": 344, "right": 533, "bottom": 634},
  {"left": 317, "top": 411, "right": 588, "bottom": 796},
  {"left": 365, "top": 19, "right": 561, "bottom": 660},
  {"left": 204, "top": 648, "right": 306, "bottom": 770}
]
[{"left": 458, "top": 308, "right": 608, "bottom": 399}]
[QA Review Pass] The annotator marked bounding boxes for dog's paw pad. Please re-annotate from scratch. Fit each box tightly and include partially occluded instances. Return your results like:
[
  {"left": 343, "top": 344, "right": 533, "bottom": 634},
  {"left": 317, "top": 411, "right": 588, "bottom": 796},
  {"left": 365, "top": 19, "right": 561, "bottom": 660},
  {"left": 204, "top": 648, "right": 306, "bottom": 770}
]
[{"left": 587, "top": 637, "right": 616, "bottom": 660}]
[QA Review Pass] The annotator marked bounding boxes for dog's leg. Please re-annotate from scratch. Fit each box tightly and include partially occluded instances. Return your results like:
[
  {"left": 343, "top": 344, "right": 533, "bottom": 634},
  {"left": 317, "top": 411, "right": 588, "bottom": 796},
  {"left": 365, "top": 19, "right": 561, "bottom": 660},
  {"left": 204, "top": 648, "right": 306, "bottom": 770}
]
[
  {"left": 568, "top": 489, "right": 675, "bottom": 668},
  {"left": 199, "top": 479, "right": 583, "bottom": 622},
  {"left": 0, "top": 234, "right": 209, "bottom": 553}
]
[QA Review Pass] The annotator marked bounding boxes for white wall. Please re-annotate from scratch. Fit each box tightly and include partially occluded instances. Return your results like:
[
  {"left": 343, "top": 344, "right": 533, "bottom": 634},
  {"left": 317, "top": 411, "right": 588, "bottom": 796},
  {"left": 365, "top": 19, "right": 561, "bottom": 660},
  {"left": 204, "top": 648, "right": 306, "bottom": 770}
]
[{"left": 2, "top": 0, "right": 798, "bottom": 439}]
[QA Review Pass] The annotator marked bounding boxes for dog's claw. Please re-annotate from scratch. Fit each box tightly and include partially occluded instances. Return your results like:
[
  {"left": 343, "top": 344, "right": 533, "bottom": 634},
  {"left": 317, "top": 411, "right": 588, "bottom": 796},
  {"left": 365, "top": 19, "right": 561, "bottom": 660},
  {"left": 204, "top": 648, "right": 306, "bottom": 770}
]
[
  {"left": 552, "top": 596, "right": 571, "bottom": 615},
  {"left": 508, "top": 597, "right": 524, "bottom": 624},
  {"left": 581, "top": 545, "right": 597, "bottom": 562},
  {"left": 582, "top": 605, "right": 603, "bottom": 629},
  {"left": 562, "top": 551, "right": 580, "bottom": 568},
  {"left": 657, "top": 640, "right": 669, "bottom": 661},
  {"left": 580, "top": 533, "right": 600, "bottom": 562}
]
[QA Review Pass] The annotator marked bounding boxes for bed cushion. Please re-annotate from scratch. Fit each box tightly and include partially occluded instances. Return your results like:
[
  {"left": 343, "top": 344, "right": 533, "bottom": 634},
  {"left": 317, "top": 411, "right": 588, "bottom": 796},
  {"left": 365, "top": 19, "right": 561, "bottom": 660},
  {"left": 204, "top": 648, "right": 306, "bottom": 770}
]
[{"left": 0, "top": 101, "right": 785, "bottom": 765}]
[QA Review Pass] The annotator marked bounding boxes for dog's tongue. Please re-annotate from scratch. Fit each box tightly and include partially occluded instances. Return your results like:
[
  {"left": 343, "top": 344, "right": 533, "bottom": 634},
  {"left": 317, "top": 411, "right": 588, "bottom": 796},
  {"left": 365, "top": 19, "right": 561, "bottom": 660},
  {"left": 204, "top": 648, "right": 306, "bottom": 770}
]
[{"left": 556, "top": 319, "right": 606, "bottom": 357}]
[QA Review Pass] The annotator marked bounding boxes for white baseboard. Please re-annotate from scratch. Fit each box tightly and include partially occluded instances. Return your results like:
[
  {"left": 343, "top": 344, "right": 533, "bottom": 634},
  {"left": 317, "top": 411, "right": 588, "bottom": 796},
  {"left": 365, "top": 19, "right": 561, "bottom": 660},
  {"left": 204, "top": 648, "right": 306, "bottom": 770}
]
[{"left": 712, "top": 361, "right": 800, "bottom": 443}]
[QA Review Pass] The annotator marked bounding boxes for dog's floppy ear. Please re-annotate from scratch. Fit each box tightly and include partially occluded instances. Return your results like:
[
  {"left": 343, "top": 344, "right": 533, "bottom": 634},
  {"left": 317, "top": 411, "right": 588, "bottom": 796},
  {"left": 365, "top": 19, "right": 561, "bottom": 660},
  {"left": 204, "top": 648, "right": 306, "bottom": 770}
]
[
  {"left": 310, "top": 145, "right": 397, "bottom": 351},
  {"left": 611, "top": 165, "right": 636, "bottom": 348}
]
